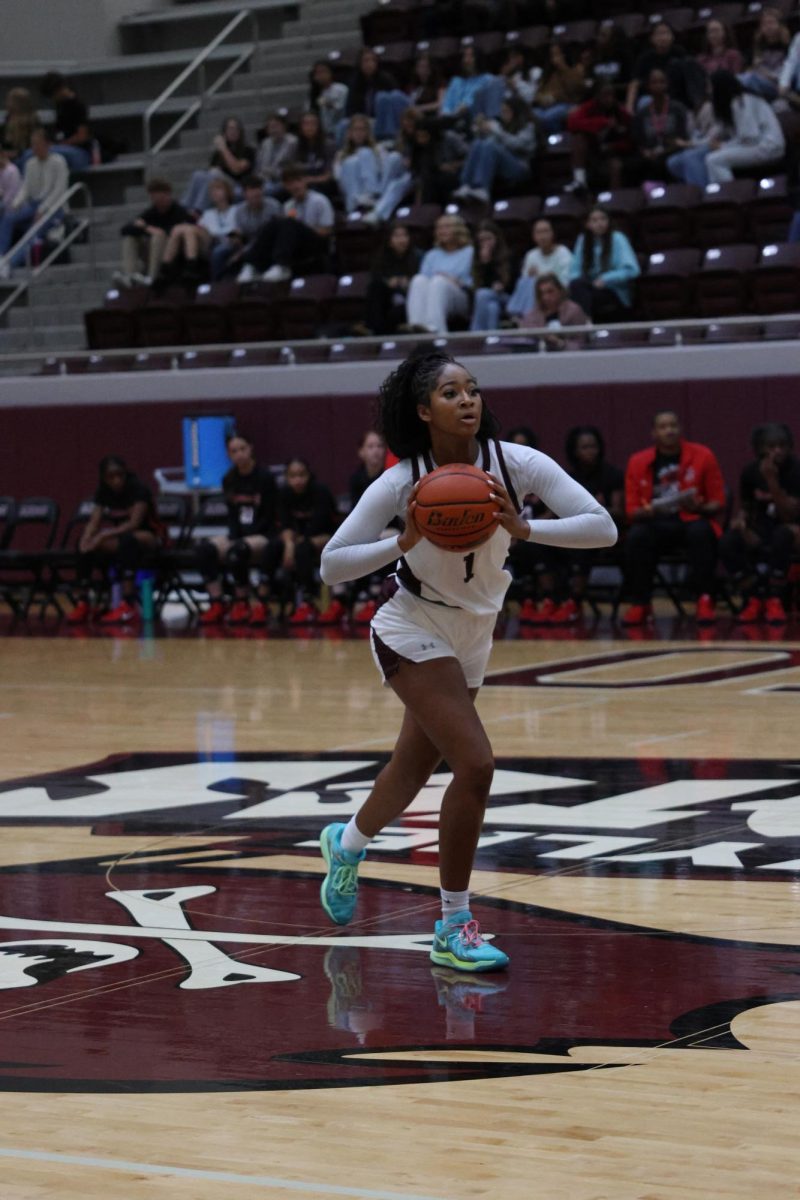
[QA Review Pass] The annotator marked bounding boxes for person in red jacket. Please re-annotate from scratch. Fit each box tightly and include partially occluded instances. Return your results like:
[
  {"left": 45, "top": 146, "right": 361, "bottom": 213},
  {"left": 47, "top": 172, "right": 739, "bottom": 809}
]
[
  {"left": 622, "top": 410, "right": 726, "bottom": 627},
  {"left": 565, "top": 81, "right": 634, "bottom": 193}
]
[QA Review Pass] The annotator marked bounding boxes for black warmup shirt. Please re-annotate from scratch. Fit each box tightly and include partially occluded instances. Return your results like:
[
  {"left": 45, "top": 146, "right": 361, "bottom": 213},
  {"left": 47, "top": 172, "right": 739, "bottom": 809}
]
[
  {"left": 223, "top": 464, "right": 277, "bottom": 539},
  {"left": 740, "top": 455, "right": 800, "bottom": 530},
  {"left": 277, "top": 482, "right": 338, "bottom": 537},
  {"left": 94, "top": 476, "right": 158, "bottom": 531},
  {"left": 569, "top": 461, "right": 624, "bottom": 513}
]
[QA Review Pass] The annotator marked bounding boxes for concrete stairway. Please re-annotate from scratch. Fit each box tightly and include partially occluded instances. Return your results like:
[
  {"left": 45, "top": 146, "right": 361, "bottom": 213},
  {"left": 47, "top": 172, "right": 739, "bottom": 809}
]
[{"left": 0, "top": 0, "right": 374, "bottom": 357}]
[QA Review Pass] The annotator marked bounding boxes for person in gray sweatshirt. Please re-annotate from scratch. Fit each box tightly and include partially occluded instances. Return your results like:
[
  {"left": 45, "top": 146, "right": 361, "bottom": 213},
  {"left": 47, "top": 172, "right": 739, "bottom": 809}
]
[{"left": 0, "top": 125, "right": 68, "bottom": 275}]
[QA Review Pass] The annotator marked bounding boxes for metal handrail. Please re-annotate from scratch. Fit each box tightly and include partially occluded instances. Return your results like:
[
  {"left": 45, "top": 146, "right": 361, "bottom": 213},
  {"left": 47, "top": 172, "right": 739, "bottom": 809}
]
[
  {"left": 0, "top": 181, "right": 93, "bottom": 328},
  {"left": 143, "top": 8, "right": 260, "bottom": 158}
]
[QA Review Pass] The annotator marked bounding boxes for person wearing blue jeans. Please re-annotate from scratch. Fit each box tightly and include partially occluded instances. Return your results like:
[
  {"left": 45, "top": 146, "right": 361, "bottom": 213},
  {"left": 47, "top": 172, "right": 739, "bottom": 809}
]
[
  {"left": 334, "top": 116, "right": 412, "bottom": 223},
  {"left": 51, "top": 143, "right": 92, "bottom": 171},
  {"left": 0, "top": 126, "right": 67, "bottom": 275},
  {"left": 667, "top": 142, "right": 711, "bottom": 186},
  {"left": 453, "top": 97, "right": 535, "bottom": 203},
  {"left": 373, "top": 90, "right": 412, "bottom": 141},
  {"left": 469, "top": 219, "right": 511, "bottom": 331},
  {"left": 440, "top": 45, "right": 506, "bottom": 123}
]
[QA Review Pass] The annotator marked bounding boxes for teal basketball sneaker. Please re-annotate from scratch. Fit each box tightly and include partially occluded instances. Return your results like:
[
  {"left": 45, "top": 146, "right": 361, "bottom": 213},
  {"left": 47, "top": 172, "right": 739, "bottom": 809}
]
[
  {"left": 430, "top": 910, "right": 509, "bottom": 972},
  {"left": 320, "top": 822, "right": 366, "bottom": 925}
]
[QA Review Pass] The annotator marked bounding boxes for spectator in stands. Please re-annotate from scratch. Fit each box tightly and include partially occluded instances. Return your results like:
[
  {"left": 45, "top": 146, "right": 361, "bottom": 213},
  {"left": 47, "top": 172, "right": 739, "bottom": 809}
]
[
  {"left": 115, "top": 177, "right": 191, "bottom": 288},
  {"left": 696, "top": 19, "right": 744, "bottom": 77},
  {"left": 333, "top": 114, "right": 412, "bottom": 224},
  {"left": 409, "top": 115, "right": 467, "bottom": 206},
  {"left": 39, "top": 72, "right": 94, "bottom": 172},
  {"left": 294, "top": 111, "right": 334, "bottom": 196},
  {"left": 469, "top": 219, "right": 512, "bottom": 331},
  {"left": 67, "top": 455, "right": 162, "bottom": 627},
  {"left": 519, "top": 273, "right": 589, "bottom": 349},
  {"left": 0, "top": 126, "right": 68, "bottom": 277},
  {"left": 498, "top": 45, "right": 537, "bottom": 106},
  {"left": 309, "top": 60, "right": 349, "bottom": 142},
  {"left": 565, "top": 80, "right": 633, "bottom": 193},
  {"left": 452, "top": 95, "right": 535, "bottom": 204},
  {"left": 182, "top": 118, "right": 255, "bottom": 215},
  {"left": 507, "top": 425, "right": 538, "bottom": 448},
  {"left": 0, "top": 146, "right": 22, "bottom": 215},
  {"left": 407, "top": 53, "right": 445, "bottom": 116},
  {"left": 158, "top": 176, "right": 236, "bottom": 285},
  {"left": 255, "top": 112, "right": 298, "bottom": 196},
  {"left": 621, "top": 410, "right": 725, "bottom": 627},
  {"left": 209, "top": 176, "right": 280, "bottom": 280},
  {"left": 668, "top": 70, "right": 785, "bottom": 186},
  {"left": 404, "top": 213, "right": 474, "bottom": 333},
  {"left": 265, "top": 457, "right": 339, "bottom": 624},
  {"left": 347, "top": 430, "right": 390, "bottom": 625},
  {"left": 739, "top": 7, "right": 790, "bottom": 102},
  {"left": 627, "top": 21, "right": 688, "bottom": 112},
  {"left": 3, "top": 88, "right": 39, "bottom": 162},
  {"left": 344, "top": 47, "right": 399, "bottom": 128},
  {"left": 630, "top": 68, "right": 691, "bottom": 183},
  {"left": 440, "top": 44, "right": 505, "bottom": 123},
  {"left": 531, "top": 41, "right": 585, "bottom": 135},
  {"left": 197, "top": 431, "right": 278, "bottom": 628},
  {"left": 777, "top": 27, "right": 800, "bottom": 108},
  {"left": 720, "top": 422, "right": 800, "bottom": 624},
  {"left": 568, "top": 207, "right": 639, "bottom": 323},
  {"left": 584, "top": 20, "right": 632, "bottom": 93},
  {"left": 237, "top": 164, "right": 334, "bottom": 283},
  {"left": 362, "top": 222, "right": 422, "bottom": 335},
  {"left": 507, "top": 217, "right": 573, "bottom": 321}
]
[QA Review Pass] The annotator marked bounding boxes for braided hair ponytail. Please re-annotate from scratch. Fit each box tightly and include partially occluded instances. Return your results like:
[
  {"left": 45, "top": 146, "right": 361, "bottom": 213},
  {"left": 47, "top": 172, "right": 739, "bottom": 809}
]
[{"left": 376, "top": 348, "right": 500, "bottom": 460}]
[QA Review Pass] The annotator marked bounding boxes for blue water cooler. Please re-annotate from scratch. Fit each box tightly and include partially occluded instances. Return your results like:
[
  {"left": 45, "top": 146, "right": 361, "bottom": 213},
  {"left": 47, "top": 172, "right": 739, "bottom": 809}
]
[{"left": 182, "top": 413, "right": 235, "bottom": 488}]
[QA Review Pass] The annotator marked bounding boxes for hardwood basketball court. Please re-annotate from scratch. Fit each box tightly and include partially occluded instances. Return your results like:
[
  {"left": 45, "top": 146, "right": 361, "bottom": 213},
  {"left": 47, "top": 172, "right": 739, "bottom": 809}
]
[{"left": 1, "top": 627, "right": 799, "bottom": 1198}]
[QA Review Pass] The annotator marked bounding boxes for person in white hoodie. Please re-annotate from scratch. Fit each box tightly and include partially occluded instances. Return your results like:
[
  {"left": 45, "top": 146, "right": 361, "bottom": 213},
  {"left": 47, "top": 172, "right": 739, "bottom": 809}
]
[{"left": 0, "top": 125, "right": 68, "bottom": 275}]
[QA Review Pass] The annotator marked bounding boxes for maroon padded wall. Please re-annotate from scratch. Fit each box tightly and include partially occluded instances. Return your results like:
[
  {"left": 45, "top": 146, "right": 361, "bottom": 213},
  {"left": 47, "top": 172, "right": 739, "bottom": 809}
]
[{"left": 1, "top": 375, "right": 798, "bottom": 524}]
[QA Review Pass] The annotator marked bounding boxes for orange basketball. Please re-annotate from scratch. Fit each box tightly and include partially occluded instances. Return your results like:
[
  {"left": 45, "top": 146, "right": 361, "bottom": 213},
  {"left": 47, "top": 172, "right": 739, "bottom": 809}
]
[{"left": 413, "top": 463, "right": 499, "bottom": 552}]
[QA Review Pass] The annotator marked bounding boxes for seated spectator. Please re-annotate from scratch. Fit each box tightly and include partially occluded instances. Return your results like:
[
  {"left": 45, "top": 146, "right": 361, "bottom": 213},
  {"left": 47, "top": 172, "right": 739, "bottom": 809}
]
[
  {"left": 668, "top": 70, "right": 785, "bottom": 187},
  {"left": 519, "top": 273, "right": 589, "bottom": 350},
  {"left": 498, "top": 46, "right": 539, "bottom": 106},
  {"left": 626, "top": 21, "right": 689, "bottom": 113},
  {"left": 0, "top": 126, "right": 68, "bottom": 277},
  {"left": 0, "top": 145, "right": 22, "bottom": 214},
  {"left": 532, "top": 42, "right": 585, "bottom": 135},
  {"left": 777, "top": 27, "right": 800, "bottom": 109},
  {"left": 294, "top": 111, "right": 334, "bottom": 196},
  {"left": 720, "top": 422, "right": 800, "bottom": 625},
  {"left": 409, "top": 115, "right": 467, "bottom": 206},
  {"left": 405, "top": 213, "right": 474, "bottom": 333},
  {"left": 2, "top": 88, "right": 39, "bottom": 162},
  {"left": 584, "top": 20, "right": 632, "bottom": 93},
  {"left": 566, "top": 81, "right": 634, "bottom": 193},
  {"left": 158, "top": 175, "right": 236, "bottom": 285},
  {"left": 237, "top": 165, "right": 334, "bottom": 283},
  {"left": 115, "top": 177, "right": 191, "bottom": 288},
  {"left": 39, "top": 72, "right": 95, "bottom": 172},
  {"left": 182, "top": 118, "right": 255, "bottom": 215},
  {"left": 470, "top": 219, "right": 512, "bottom": 331},
  {"left": 333, "top": 114, "right": 411, "bottom": 224},
  {"left": 264, "top": 457, "right": 339, "bottom": 624},
  {"left": 563, "top": 424, "right": 625, "bottom": 614},
  {"left": 407, "top": 53, "right": 445, "bottom": 116},
  {"left": 630, "top": 68, "right": 691, "bottom": 183},
  {"left": 347, "top": 430, "right": 391, "bottom": 624},
  {"left": 453, "top": 95, "right": 535, "bottom": 204},
  {"left": 67, "top": 455, "right": 163, "bottom": 627},
  {"left": 362, "top": 222, "right": 422, "bottom": 335},
  {"left": 568, "top": 207, "right": 639, "bottom": 323},
  {"left": 739, "top": 7, "right": 790, "bottom": 102},
  {"left": 507, "top": 216, "right": 573, "bottom": 320},
  {"left": 440, "top": 45, "right": 505, "bottom": 124},
  {"left": 308, "top": 60, "right": 348, "bottom": 141},
  {"left": 621, "top": 410, "right": 725, "bottom": 627},
  {"left": 255, "top": 112, "right": 298, "bottom": 197},
  {"left": 197, "top": 431, "right": 278, "bottom": 628},
  {"left": 343, "top": 47, "right": 400, "bottom": 139},
  {"left": 209, "top": 175, "right": 280, "bottom": 280},
  {"left": 696, "top": 19, "right": 744, "bottom": 77}
]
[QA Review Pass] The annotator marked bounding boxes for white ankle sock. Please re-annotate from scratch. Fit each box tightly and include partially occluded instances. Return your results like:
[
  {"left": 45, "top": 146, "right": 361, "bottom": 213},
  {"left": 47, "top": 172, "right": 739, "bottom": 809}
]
[
  {"left": 341, "top": 817, "right": 371, "bottom": 856},
  {"left": 441, "top": 889, "right": 470, "bottom": 920}
]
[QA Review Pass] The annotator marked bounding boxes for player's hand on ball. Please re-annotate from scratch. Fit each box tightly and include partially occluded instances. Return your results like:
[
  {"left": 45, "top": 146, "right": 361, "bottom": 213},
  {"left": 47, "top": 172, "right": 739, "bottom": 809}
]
[
  {"left": 486, "top": 473, "right": 529, "bottom": 539},
  {"left": 397, "top": 482, "right": 423, "bottom": 553}
]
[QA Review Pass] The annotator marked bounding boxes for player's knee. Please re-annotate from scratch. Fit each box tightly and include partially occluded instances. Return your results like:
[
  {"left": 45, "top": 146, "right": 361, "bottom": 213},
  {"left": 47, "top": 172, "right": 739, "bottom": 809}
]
[
  {"left": 226, "top": 539, "right": 251, "bottom": 568},
  {"left": 454, "top": 755, "right": 494, "bottom": 797}
]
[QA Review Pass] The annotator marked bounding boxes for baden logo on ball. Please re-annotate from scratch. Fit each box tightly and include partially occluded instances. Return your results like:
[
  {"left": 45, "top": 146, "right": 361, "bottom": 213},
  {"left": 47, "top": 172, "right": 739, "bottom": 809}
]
[{"left": 413, "top": 463, "right": 499, "bottom": 551}]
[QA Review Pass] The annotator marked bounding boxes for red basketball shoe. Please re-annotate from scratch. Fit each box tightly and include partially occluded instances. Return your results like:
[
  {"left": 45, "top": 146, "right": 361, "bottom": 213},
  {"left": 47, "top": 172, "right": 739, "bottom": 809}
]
[
  {"left": 99, "top": 601, "right": 139, "bottom": 625},
  {"left": 226, "top": 600, "right": 251, "bottom": 625},
  {"left": 736, "top": 597, "right": 762, "bottom": 623},
  {"left": 249, "top": 600, "right": 268, "bottom": 626},
  {"left": 531, "top": 598, "right": 556, "bottom": 624},
  {"left": 352, "top": 599, "right": 377, "bottom": 625},
  {"left": 549, "top": 598, "right": 580, "bottom": 624},
  {"left": 764, "top": 596, "right": 787, "bottom": 624},
  {"left": 66, "top": 599, "right": 92, "bottom": 625},
  {"left": 518, "top": 598, "right": 539, "bottom": 624},
  {"left": 621, "top": 603, "right": 653, "bottom": 627},
  {"left": 198, "top": 600, "right": 226, "bottom": 626},
  {"left": 289, "top": 602, "right": 317, "bottom": 625},
  {"left": 695, "top": 594, "right": 717, "bottom": 624},
  {"left": 318, "top": 598, "right": 346, "bottom": 625}
]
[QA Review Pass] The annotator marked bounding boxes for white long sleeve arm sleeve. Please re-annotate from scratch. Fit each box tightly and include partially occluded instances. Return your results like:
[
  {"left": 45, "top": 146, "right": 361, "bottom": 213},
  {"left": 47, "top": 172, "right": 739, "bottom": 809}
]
[
  {"left": 320, "top": 473, "right": 404, "bottom": 586},
  {"left": 519, "top": 452, "right": 618, "bottom": 549}
]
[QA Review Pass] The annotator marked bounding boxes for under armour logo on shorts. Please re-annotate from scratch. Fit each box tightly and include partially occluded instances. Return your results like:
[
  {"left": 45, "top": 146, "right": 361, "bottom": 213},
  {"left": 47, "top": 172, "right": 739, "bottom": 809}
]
[{"left": 420, "top": 642, "right": 436, "bottom": 651}]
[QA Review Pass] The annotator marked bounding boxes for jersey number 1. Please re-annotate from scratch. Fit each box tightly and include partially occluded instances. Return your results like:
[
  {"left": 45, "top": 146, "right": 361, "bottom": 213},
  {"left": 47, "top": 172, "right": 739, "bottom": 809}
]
[{"left": 463, "top": 552, "right": 475, "bottom": 583}]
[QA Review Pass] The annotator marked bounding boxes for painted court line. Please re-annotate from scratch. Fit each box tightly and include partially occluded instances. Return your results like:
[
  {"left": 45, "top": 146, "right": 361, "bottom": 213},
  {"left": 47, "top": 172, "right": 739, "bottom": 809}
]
[{"left": 0, "top": 1147, "right": 446, "bottom": 1200}]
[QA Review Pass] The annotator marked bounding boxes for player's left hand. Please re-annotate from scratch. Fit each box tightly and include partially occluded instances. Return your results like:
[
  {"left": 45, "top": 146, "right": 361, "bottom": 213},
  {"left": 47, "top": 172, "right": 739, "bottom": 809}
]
[{"left": 486, "top": 473, "right": 529, "bottom": 539}]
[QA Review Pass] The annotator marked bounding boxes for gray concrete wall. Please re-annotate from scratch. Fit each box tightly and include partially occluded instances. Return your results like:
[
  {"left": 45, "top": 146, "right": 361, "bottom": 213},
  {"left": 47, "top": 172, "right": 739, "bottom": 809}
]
[{"left": 0, "top": 0, "right": 167, "bottom": 62}]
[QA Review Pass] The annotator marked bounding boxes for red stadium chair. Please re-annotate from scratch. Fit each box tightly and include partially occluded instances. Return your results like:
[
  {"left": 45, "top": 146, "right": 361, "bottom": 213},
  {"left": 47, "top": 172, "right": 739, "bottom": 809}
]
[
  {"left": 638, "top": 184, "right": 702, "bottom": 253},
  {"left": 749, "top": 242, "right": 800, "bottom": 314},
  {"left": 692, "top": 243, "right": 759, "bottom": 317},
  {"left": 637, "top": 249, "right": 701, "bottom": 321},
  {"left": 691, "top": 180, "right": 756, "bottom": 249}
]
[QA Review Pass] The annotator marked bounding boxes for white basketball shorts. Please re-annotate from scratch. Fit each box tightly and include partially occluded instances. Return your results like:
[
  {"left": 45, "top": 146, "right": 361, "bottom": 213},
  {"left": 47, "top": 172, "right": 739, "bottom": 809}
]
[{"left": 370, "top": 585, "right": 497, "bottom": 689}]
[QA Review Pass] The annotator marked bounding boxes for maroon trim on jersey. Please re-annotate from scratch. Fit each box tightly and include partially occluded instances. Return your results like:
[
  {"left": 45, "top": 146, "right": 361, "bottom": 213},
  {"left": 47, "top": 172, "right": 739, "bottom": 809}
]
[
  {"left": 371, "top": 628, "right": 410, "bottom": 680},
  {"left": 493, "top": 439, "right": 520, "bottom": 511},
  {"left": 396, "top": 556, "right": 422, "bottom": 597}
]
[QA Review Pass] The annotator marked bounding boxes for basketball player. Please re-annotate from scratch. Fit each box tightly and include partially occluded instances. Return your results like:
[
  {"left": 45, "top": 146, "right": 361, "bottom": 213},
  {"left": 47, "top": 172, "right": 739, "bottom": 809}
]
[{"left": 317, "top": 350, "right": 617, "bottom": 972}]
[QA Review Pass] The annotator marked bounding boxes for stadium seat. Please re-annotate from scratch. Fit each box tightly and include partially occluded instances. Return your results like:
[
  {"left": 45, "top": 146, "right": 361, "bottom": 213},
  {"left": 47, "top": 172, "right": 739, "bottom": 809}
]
[
  {"left": 637, "top": 248, "right": 701, "bottom": 321},
  {"left": 327, "top": 341, "right": 379, "bottom": 362},
  {"left": 463, "top": 31, "right": 506, "bottom": 69},
  {"left": 393, "top": 203, "right": 441, "bottom": 249},
  {"left": 227, "top": 299, "right": 280, "bottom": 343},
  {"left": 638, "top": 184, "right": 703, "bottom": 252},
  {"left": 704, "top": 321, "right": 762, "bottom": 343},
  {"left": 84, "top": 308, "right": 138, "bottom": 350},
  {"left": 335, "top": 213, "right": 382, "bottom": 272},
  {"left": 373, "top": 40, "right": 416, "bottom": 81},
  {"left": 329, "top": 273, "right": 371, "bottom": 325},
  {"left": 691, "top": 180, "right": 756, "bottom": 248},
  {"left": 228, "top": 346, "right": 283, "bottom": 367},
  {"left": 762, "top": 316, "right": 800, "bottom": 340},
  {"left": 281, "top": 275, "right": 338, "bottom": 340},
  {"left": 179, "top": 350, "right": 230, "bottom": 369},
  {"left": 692, "top": 244, "right": 759, "bottom": 317},
  {"left": 585, "top": 327, "right": 650, "bottom": 350},
  {"left": 361, "top": 3, "right": 419, "bottom": 47},
  {"left": 415, "top": 36, "right": 460, "bottom": 73},
  {"left": 132, "top": 352, "right": 175, "bottom": 371},
  {"left": 491, "top": 195, "right": 542, "bottom": 254},
  {"left": 86, "top": 353, "right": 135, "bottom": 373},
  {"left": 445, "top": 195, "right": 492, "bottom": 226},
  {"left": 513, "top": 25, "right": 550, "bottom": 61},
  {"left": 749, "top": 242, "right": 800, "bottom": 314},
  {"left": 182, "top": 305, "right": 230, "bottom": 346},
  {"left": 596, "top": 187, "right": 644, "bottom": 242},
  {"left": 650, "top": 7, "right": 695, "bottom": 34},
  {"left": 378, "top": 339, "right": 404, "bottom": 359},
  {"left": 540, "top": 191, "right": 587, "bottom": 244},
  {"left": 538, "top": 132, "right": 574, "bottom": 194},
  {"left": 615, "top": 13, "right": 647, "bottom": 41},
  {"left": 104, "top": 285, "right": 150, "bottom": 310},
  {"left": 194, "top": 281, "right": 239, "bottom": 306},
  {"left": 748, "top": 175, "right": 794, "bottom": 245},
  {"left": 326, "top": 45, "right": 360, "bottom": 80},
  {"left": 551, "top": 20, "right": 598, "bottom": 47},
  {"left": 135, "top": 305, "right": 184, "bottom": 347}
]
